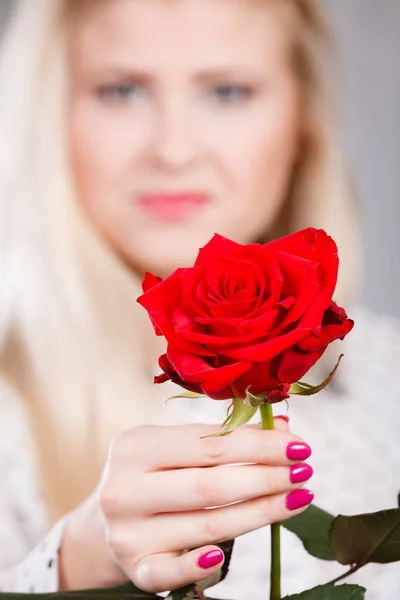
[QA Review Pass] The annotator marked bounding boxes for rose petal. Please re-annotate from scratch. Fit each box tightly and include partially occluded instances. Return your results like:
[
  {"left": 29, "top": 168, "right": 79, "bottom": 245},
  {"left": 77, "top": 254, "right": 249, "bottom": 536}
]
[
  {"left": 270, "top": 255, "right": 321, "bottom": 335},
  {"left": 167, "top": 346, "right": 252, "bottom": 393},
  {"left": 276, "top": 346, "right": 326, "bottom": 382},
  {"left": 268, "top": 228, "right": 339, "bottom": 296},
  {"left": 220, "top": 287, "right": 331, "bottom": 362},
  {"left": 230, "top": 361, "right": 279, "bottom": 398},
  {"left": 176, "top": 324, "right": 269, "bottom": 348},
  {"left": 139, "top": 270, "right": 214, "bottom": 357},
  {"left": 181, "top": 267, "right": 210, "bottom": 317},
  {"left": 267, "top": 383, "right": 291, "bottom": 404},
  {"left": 298, "top": 303, "right": 354, "bottom": 351},
  {"left": 141, "top": 272, "right": 163, "bottom": 293},
  {"left": 194, "top": 234, "right": 244, "bottom": 268},
  {"left": 155, "top": 353, "right": 204, "bottom": 394},
  {"left": 219, "top": 325, "right": 309, "bottom": 362}
]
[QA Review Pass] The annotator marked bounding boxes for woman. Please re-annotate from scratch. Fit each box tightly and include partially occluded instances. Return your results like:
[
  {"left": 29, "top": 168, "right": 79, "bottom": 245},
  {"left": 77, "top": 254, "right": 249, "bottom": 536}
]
[{"left": 0, "top": 0, "right": 399, "bottom": 597}]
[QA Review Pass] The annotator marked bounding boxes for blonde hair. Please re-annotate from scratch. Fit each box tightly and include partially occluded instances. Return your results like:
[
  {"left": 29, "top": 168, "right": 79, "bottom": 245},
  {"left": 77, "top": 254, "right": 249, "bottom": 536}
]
[{"left": 0, "top": 0, "right": 359, "bottom": 520}]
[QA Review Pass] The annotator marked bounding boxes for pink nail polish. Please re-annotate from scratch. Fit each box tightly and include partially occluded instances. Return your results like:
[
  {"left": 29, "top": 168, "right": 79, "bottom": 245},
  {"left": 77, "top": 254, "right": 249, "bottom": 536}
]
[
  {"left": 197, "top": 549, "right": 224, "bottom": 570},
  {"left": 286, "top": 489, "right": 314, "bottom": 511},
  {"left": 290, "top": 463, "right": 313, "bottom": 484},
  {"left": 286, "top": 442, "right": 312, "bottom": 461}
]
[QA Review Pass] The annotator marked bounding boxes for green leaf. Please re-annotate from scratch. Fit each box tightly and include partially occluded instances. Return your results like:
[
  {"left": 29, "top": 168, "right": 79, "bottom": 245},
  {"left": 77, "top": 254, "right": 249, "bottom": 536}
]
[
  {"left": 0, "top": 583, "right": 160, "bottom": 600},
  {"left": 283, "top": 503, "right": 335, "bottom": 560},
  {"left": 330, "top": 508, "right": 400, "bottom": 565},
  {"left": 283, "top": 584, "right": 366, "bottom": 599},
  {"left": 167, "top": 585, "right": 196, "bottom": 600},
  {"left": 215, "top": 538, "right": 235, "bottom": 583}
]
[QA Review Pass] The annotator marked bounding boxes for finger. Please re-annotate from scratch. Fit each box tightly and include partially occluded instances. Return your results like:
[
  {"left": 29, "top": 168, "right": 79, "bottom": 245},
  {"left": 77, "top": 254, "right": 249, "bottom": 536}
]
[
  {"left": 129, "top": 462, "right": 313, "bottom": 514},
  {"left": 130, "top": 546, "right": 224, "bottom": 594},
  {"left": 124, "top": 423, "right": 308, "bottom": 471},
  {"left": 273, "top": 415, "right": 290, "bottom": 431},
  {"left": 247, "top": 415, "right": 289, "bottom": 432},
  {"left": 126, "top": 488, "right": 314, "bottom": 555}
]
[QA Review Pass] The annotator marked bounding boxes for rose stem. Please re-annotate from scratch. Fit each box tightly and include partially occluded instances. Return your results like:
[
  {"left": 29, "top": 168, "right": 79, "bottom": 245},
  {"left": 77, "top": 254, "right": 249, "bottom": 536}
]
[{"left": 260, "top": 403, "right": 281, "bottom": 600}]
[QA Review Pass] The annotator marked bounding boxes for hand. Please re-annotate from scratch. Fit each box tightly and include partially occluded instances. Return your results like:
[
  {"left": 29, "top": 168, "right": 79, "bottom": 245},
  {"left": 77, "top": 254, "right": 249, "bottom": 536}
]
[{"left": 59, "top": 418, "right": 313, "bottom": 592}]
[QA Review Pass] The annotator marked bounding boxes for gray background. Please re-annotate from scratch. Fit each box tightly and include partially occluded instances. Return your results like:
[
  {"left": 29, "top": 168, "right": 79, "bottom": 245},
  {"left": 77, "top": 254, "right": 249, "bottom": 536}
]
[
  {"left": 1, "top": 0, "right": 399, "bottom": 318},
  {"left": 326, "top": 1, "right": 400, "bottom": 320}
]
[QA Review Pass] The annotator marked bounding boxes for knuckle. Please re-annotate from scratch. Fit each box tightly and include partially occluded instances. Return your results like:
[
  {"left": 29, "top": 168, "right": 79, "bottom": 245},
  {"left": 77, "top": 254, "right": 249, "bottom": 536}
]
[
  {"left": 106, "top": 523, "right": 130, "bottom": 556},
  {"left": 256, "top": 495, "right": 276, "bottom": 526},
  {"left": 98, "top": 479, "right": 123, "bottom": 517},
  {"left": 287, "top": 430, "right": 306, "bottom": 445},
  {"left": 110, "top": 431, "right": 132, "bottom": 462},
  {"left": 269, "top": 431, "right": 304, "bottom": 460},
  {"left": 195, "top": 469, "right": 223, "bottom": 506},
  {"left": 260, "top": 493, "right": 291, "bottom": 525},
  {"left": 114, "top": 426, "right": 157, "bottom": 459},
  {"left": 201, "top": 514, "right": 225, "bottom": 544},
  {"left": 256, "top": 467, "right": 273, "bottom": 496},
  {"left": 99, "top": 474, "right": 143, "bottom": 517},
  {"left": 200, "top": 435, "right": 226, "bottom": 465},
  {"left": 106, "top": 521, "right": 143, "bottom": 560},
  {"left": 255, "top": 430, "right": 273, "bottom": 458}
]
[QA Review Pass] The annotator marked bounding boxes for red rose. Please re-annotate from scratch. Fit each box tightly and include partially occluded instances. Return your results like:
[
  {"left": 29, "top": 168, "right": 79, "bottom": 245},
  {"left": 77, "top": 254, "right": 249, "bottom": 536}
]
[{"left": 138, "top": 228, "right": 354, "bottom": 401}]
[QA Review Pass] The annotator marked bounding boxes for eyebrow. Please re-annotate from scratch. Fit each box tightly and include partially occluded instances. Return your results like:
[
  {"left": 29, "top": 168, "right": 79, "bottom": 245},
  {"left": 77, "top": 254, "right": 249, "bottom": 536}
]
[
  {"left": 81, "top": 63, "right": 265, "bottom": 82},
  {"left": 81, "top": 65, "right": 152, "bottom": 82},
  {"left": 194, "top": 67, "right": 264, "bottom": 82}
]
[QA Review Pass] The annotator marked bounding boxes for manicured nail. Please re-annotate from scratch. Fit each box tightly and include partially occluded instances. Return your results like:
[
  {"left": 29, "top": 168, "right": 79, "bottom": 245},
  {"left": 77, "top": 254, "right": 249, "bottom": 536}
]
[
  {"left": 290, "top": 463, "right": 313, "bottom": 484},
  {"left": 275, "top": 415, "right": 289, "bottom": 423},
  {"left": 286, "top": 442, "right": 312, "bottom": 461},
  {"left": 286, "top": 489, "right": 314, "bottom": 511},
  {"left": 197, "top": 549, "right": 224, "bottom": 570}
]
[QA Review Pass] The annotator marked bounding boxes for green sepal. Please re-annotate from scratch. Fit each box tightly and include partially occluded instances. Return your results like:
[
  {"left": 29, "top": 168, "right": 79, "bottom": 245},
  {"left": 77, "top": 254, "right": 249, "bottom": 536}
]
[
  {"left": 167, "top": 391, "right": 207, "bottom": 402},
  {"left": 289, "top": 355, "right": 343, "bottom": 396},
  {"left": 203, "top": 397, "right": 257, "bottom": 437},
  {"left": 244, "top": 385, "right": 266, "bottom": 408}
]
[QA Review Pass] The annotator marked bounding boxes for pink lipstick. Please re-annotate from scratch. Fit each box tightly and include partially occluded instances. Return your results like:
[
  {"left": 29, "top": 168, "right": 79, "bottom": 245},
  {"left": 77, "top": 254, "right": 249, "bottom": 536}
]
[{"left": 137, "top": 192, "right": 208, "bottom": 221}]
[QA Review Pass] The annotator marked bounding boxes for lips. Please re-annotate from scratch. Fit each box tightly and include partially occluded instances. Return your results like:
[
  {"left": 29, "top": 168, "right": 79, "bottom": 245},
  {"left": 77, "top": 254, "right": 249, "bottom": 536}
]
[{"left": 137, "top": 192, "right": 209, "bottom": 221}]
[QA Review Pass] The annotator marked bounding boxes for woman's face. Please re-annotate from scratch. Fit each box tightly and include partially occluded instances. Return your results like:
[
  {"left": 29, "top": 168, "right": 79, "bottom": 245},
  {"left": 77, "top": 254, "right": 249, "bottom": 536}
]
[{"left": 68, "top": 0, "right": 300, "bottom": 276}]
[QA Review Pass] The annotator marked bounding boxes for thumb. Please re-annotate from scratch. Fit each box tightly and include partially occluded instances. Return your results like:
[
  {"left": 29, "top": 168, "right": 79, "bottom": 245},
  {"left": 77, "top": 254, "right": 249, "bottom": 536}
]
[{"left": 130, "top": 546, "right": 225, "bottom": 593}]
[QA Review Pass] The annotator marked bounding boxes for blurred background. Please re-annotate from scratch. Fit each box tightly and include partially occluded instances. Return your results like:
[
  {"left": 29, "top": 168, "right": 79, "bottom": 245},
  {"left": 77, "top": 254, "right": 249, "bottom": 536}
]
[{"left": 0, "top": 0, "right": 399, "bottom": 319}]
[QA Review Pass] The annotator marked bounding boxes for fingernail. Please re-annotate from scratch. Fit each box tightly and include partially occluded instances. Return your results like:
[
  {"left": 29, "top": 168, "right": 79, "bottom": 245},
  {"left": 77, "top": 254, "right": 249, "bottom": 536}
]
[
  {"left": 290, "top": 463, "right": 313, "bottom": 484},
  {"left": 275, "top": 415, "right": 289, "bottom": 423},
  {"left": 197, "top": 549, "right": 224, "bottom": 570},
  {"left": 287, "top": 442, "right": 312, "bottom": 461},
  {"left": 286, "top": 489, "right": 314, "bottom": 511}
]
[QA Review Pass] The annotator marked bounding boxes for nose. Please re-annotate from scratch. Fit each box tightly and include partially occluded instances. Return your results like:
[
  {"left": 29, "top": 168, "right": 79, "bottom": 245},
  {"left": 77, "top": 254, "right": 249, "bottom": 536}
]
[{"left": 149, "top": 99, "right": 199, "bottom": 172}]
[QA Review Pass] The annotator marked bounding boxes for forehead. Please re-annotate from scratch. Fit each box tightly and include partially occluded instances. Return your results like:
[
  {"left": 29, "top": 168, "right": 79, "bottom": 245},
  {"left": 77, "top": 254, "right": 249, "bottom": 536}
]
[{"left": 70, "top": 0, "right": 290, "bottom": 73}]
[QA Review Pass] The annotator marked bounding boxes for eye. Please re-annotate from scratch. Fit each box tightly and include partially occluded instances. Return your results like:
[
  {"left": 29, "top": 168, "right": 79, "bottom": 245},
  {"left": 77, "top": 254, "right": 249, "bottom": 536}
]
[
  {"left": 208, "top": 84, "right": 254, "bottom": 104},
  {"left": 97, "top": 83, "right": 148, "bottom": 102}
]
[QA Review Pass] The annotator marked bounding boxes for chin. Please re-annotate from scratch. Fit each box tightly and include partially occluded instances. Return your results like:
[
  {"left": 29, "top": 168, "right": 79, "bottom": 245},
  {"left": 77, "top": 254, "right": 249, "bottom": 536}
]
[
  {"left": 120, "top": 224, "right": 222, "bottom": 276},
  {"left": 124, "top": 241, "right": 200, "bottom": 278}
]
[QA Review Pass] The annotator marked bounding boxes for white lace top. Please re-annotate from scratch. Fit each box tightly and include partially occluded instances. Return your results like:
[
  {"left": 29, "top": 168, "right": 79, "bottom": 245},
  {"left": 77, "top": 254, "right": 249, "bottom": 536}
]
[{"left": 0, "top": 306, "right": 399, "bottom": 599}]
